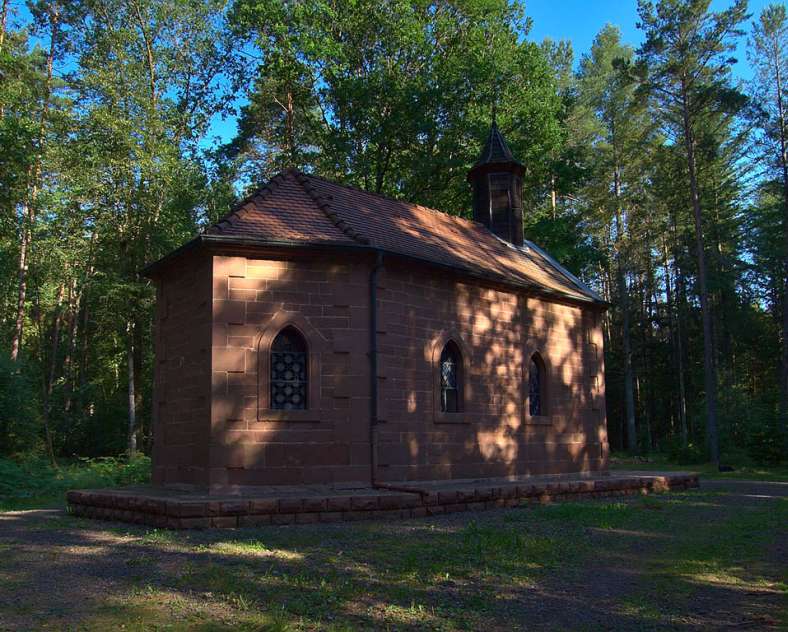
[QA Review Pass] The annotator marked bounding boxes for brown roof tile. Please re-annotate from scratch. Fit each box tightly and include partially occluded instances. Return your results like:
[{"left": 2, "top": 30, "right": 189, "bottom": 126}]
[
  {"left": 206, "top": 171, "right": 356, "bottom": 245},
  {"left": 204, "top": 169, "right": 600, "bottom": 303}
]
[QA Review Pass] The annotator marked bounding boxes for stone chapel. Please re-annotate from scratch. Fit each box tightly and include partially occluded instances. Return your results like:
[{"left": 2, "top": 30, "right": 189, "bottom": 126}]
[{"left": 143, "top": 123, "right": 609, "bottom": 491}]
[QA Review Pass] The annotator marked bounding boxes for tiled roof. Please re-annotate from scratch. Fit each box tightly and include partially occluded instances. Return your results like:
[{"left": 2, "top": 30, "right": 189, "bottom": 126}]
[
  {"left": 207, "top": 171, "right": 358, "bottom": 245},
  {"left": 205, "top": 169, "right": 601, "bottom": 303}
]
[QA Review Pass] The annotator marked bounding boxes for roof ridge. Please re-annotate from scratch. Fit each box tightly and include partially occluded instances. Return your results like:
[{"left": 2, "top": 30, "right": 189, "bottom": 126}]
[
  {"left": 205, "top": 172, "right": 287, "bottom": 235},
  {"left": 299, "top": 171, "right": 484, "bottom": 231},
  {"left": 289, "top": 169, "right": 370, "bottom": 245}
]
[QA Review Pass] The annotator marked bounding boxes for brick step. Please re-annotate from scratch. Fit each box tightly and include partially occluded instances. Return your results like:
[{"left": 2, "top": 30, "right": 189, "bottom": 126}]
[{"left": 67, "top": 471, "right": 698, "bottom": 529}]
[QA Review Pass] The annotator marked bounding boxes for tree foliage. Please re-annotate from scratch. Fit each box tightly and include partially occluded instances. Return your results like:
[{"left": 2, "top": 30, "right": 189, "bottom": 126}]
[{"left": 0, "top": 0, "right": 785, "bottom": 466}]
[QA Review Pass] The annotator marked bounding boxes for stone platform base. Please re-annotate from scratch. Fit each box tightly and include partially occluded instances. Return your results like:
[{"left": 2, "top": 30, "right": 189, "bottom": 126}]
[{"left": 67, "top": 470, "right": 698, "bottom": 529}]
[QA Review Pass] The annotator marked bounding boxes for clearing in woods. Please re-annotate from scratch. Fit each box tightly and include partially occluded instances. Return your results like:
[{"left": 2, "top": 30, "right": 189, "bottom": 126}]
[{"left": 0, "top": 479, "right": 785, "bottom": 631}]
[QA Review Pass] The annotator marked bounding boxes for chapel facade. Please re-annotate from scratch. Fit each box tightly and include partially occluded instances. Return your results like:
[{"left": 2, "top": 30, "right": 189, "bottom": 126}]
[{"left": 144, "top": 123, "right": 609, "bottom": 491}]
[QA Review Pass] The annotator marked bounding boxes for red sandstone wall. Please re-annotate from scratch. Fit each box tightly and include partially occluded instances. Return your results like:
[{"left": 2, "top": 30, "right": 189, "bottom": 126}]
[
  {"left": 201, "top": 251, "right": 607, "bottom": 488},
  {"left": 152, "top": 252, "right": 213, "bottom": 488},
  {"left": 375, "top": 262, "right": 608, "bottom": 482},
  {"left": 208, "top": 253, "right": 371, "bottom": 488}
]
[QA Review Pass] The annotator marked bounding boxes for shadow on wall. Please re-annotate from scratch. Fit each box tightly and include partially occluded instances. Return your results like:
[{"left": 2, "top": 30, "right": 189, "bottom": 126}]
[
  {"left": 373, "top": 256, "right": 607, "bottom": 482},
  {"left": 157, "top": 239, "right": 606, "bottom": 488}
]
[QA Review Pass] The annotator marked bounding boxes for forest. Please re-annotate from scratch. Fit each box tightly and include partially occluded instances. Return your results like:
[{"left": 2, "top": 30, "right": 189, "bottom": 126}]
[{"left": 1, "top": 0, "right": 786, "bottom": 468}]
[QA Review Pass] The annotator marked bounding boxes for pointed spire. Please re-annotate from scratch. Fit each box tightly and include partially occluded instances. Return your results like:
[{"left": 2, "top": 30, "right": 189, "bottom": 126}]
[
  {"left": 467, "top": 119, "right": 526, "bottom": 245},
  {"left": 468, "top": 120, "right": 524, "bottom": 181}
]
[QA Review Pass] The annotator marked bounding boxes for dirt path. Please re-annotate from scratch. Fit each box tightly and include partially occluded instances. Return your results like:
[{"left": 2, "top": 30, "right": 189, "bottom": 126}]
[{"left": 0, "top": 479, "right": 785, "bottom": 631}]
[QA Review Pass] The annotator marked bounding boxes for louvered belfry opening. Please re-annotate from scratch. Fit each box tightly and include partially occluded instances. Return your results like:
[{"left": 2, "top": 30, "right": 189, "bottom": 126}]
[{"left": 467, "top": 122, "right": 525, "bottom": 246}]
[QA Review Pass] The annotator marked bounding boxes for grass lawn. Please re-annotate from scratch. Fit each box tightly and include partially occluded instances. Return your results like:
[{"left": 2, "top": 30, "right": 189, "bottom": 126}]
[
  {"left": 610, "top": 454, "right": 788, "bottom": 482},
  {"left": 1, "top": 479, "right": 786, "bottom": 631}
]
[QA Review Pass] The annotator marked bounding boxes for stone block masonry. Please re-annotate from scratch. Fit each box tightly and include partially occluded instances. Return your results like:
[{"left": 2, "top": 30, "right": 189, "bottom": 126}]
[
  {"left": 67, "top": 471, "right": 699, "bottom": 529},
  {"left": 152, "top": 248, "right": 610, "bottom": 491},
  {"left": 145, "top": 165, "right": 611, "bottom": 492}
]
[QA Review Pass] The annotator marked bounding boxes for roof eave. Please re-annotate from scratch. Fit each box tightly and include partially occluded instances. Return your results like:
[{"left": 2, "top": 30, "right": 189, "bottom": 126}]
[
  {"left": 466, "top": 160, "right": 525, "bottom": 181},
  {"left": 142, "top": 233, "right": 605, "bottom": 308},
  {"left": 140, "top": 235, "right": 203, "bottom": 279}
]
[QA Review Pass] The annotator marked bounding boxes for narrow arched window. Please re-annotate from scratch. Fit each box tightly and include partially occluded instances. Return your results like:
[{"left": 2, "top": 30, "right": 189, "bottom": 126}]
[
  {"left": 440, "top": 341, "right": 461, "bottom": 413},
  {"left": 529, "top": 353, "right": 545, "bottom": 416},
  {"left": 270, "top": 327, "right": 308, "bottom": 410}
]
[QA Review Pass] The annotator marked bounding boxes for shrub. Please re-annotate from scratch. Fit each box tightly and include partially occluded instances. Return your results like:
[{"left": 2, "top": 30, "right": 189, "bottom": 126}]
[
  {"left": 664, "top": 438, "right": 706, "bottom": 465},
  {"left": 745, "top": 417, "right": 785, "bottom": 466},
  {"left": 0, "top": 454, "right": 151, "bottom": 504},
  {"left": 0, "top": 356, "right": 42, "bottom": 455}
]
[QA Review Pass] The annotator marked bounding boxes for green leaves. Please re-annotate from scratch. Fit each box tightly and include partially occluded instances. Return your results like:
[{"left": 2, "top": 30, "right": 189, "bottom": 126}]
[{"left": 227, "top": 0, "right": 563, "bottom": 216}]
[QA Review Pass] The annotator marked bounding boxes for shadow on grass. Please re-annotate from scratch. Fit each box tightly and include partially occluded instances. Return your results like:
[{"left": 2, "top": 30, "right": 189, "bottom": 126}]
[{"left": 1, "top": 486, "right": 786, "bottom": 631}]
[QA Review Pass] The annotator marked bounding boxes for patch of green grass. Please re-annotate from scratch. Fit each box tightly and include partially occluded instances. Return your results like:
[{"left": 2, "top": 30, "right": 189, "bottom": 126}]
[
  {"left": 80, "top": 595, "right": 296, "bottom": 632},
  {"left": 0, "top": 454, "right": 151, "bottom": 510},
  {"left": 4, "top": 482, "right": 786, "bottom": 630},
  {"left": 138, "top": 528, "right": 181, "bottom": 545},
  {"left": 610, "top": 454, "right": 788, "bottom": 481}
]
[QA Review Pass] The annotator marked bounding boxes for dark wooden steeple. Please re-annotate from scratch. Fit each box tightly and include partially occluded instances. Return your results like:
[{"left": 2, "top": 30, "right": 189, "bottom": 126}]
[{"left": 467, "top": 122, "right": 525, "bottom": 246}]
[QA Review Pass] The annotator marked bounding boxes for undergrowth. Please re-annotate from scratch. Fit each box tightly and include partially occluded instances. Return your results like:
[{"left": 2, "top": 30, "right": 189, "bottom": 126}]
[{"left": 0, "top": 455, "right": 151, "bottom": 509}]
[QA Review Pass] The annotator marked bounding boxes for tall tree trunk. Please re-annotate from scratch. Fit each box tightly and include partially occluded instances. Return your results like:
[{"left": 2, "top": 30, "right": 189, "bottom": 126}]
[
  {"left": 635, "top": 270, "right": 651, "bottom": 453},
  {"left": 127, "top": 320, "right": 137, "bottom": 457},
  {"left": 773, "top": 51, "right": 788, "bottom": 454},
  {"left": 10, "top": 4, "right": 60, "bottom": 361},
  {"left": 10, "top": 180, "right": 34, "bottom": 362},
  {"left": 673, "top": 241, "right": 691, "bottom": 441},
  {"left": 643, "top": 252, "right": 657, "bottom": 451},
  {"left": 680, "top": 79, "right": 719, "bottom": 464},
  {"left": 614, "top": 170, "right": 637, "bottom": 453},
  {"left": 131, "top": 0, "right": 157, "bottom": 108},
  {"left": 66, "top": 232, "right": 96, "bottom": 413},
  {"left": 63, "top": 278, "right": 80, "bottom": 412},
  {"left": 42, "top": 283, "right": 65, "bottom": 467},
  {"left": 663, "top": 239, "right": 688, "bottom": 446},
  {"left": 78, "top": 293, "right": 92, "bottom": 414},
  {"left": 0, "top": 0, "right": 8, "bottom": 53}
]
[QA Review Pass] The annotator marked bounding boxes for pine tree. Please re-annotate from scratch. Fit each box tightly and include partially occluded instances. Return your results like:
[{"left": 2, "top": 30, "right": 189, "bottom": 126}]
[
  {"left": 749, "top": 3, "right": 788, "bottom": 453},
  {"left": 637, "top": 0, "right": 748, "bottom": 464}
]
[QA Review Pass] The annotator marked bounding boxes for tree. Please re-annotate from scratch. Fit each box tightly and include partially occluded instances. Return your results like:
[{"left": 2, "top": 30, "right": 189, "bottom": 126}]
[
  {"left": 72, "top": 0, "right": 233, "bottom": 455},
  {"left": 576, "top": 25, "right": 655, "bottom": 452},
  {"left": 227, "top": 0, "right": 564, "bottom": 217},
  {"left": 637, "top": 0, "right": 748, "bottom": 464},
  {"left": 749, "top": 3, "right": 788, "bottom": 453},
  {"left": 8, "top": 0, "right": 68, "bottom": 364}
]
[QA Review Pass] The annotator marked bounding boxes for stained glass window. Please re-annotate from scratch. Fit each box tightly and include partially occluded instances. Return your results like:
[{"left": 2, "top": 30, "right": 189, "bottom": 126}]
[
  {"left": 270, "top": 327, "right": 307, "bottom": 410},
  {"left": 529, "top": 355, "right": 543, "bottom": 417},
  {"left": 440, "top": 342, "right": 461, "bottom": 413}
]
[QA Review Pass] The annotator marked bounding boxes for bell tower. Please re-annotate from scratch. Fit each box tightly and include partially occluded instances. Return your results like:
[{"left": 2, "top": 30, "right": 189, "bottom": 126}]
[{"left": 467, "top": 121, "right": 525, "bottom": 246}]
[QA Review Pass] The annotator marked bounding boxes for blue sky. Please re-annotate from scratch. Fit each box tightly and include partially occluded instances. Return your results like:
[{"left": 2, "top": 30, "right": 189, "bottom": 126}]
[{"left": 525, "top": 0, "right": 772, "bottom": 81}]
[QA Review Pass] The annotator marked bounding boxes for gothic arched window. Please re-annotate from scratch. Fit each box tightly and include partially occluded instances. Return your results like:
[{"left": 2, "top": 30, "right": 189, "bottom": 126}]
[
  {"left": 529, "top": 353, "right": 546, "bottom": 417},
  {"left": 440, "top": 341, "right": 462, "bottom": 413},
  {"left": 270, "top": 327, "right": 308, "bottom": 410}
]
